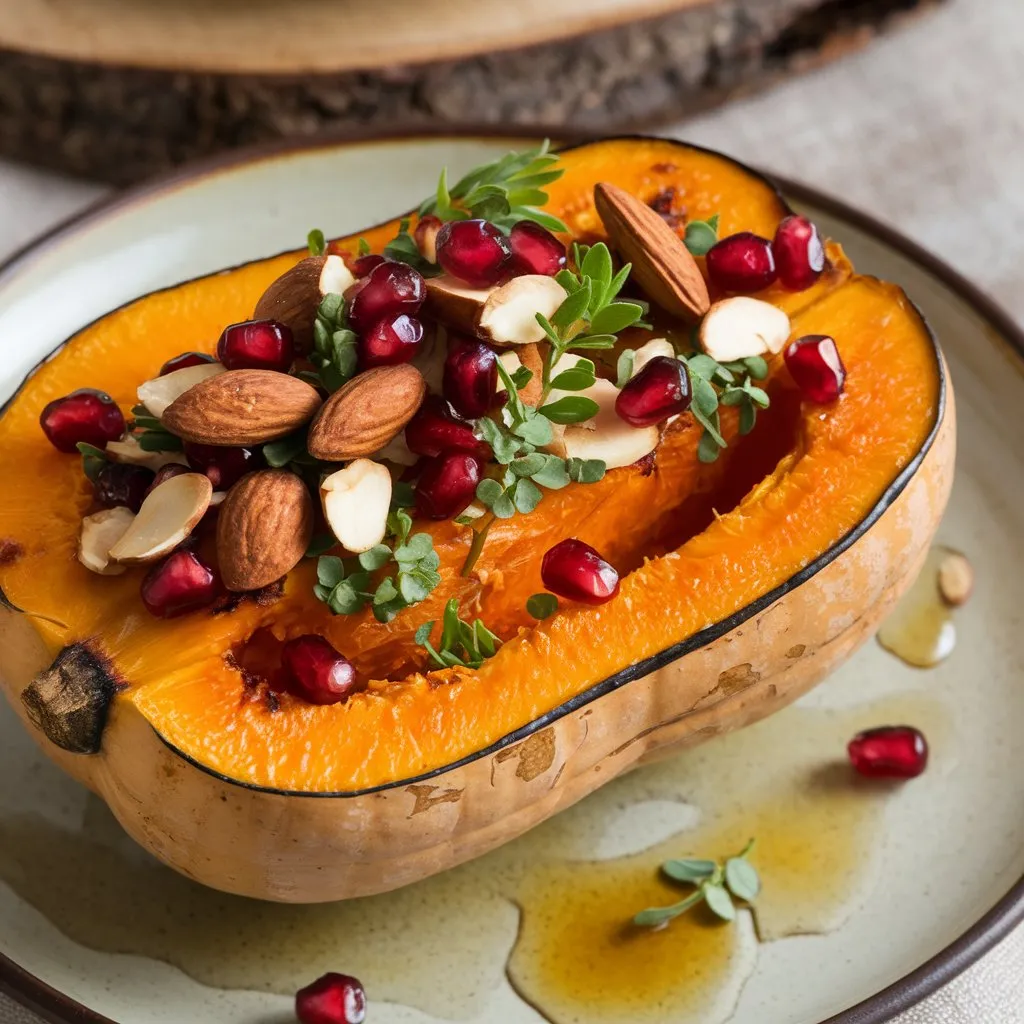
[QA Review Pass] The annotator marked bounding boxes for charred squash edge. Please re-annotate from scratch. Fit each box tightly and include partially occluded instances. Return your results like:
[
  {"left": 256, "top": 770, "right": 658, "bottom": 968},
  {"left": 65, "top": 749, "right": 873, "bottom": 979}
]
[{"left": 0, "top": 135, "right": 947, "bottom": 797}]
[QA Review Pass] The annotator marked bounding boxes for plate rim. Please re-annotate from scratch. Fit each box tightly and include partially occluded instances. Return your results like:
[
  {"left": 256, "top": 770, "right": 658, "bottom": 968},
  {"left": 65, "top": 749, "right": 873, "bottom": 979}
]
[{"left": 0, "top": 127, "right": 1021, "bottom": 1024}]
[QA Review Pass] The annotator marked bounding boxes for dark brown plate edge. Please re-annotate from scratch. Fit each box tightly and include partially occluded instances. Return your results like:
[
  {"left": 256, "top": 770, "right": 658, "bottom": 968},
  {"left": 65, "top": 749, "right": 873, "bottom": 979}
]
[{"left": 0, "top": 125, "right": 1021, "bottom": 1024}]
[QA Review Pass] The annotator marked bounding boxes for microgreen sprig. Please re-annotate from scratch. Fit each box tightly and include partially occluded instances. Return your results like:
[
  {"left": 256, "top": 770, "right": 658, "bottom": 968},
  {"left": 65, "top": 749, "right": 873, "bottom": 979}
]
[
  {"left": 634, "top": 838, "right": 760, "bottom": 928},
  {"left": 307, "top": 229, "right": 327, "bottom": 257},
  {"left": 683, "top": 213, "right": 720, "bottom": 257},
  {"left": 129, "top": 405, "right": 184, "bottom": 452},
  {"left": 416, "top": 598, "right": 501, "bottom": 670},
  {"left": 304, "top": 293, "right": 358, "bottom": 393}
]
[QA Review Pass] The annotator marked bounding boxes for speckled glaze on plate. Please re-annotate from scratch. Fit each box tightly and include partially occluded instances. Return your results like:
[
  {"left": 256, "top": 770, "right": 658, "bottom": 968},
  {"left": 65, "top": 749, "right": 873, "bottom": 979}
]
[{"left": 1, "top": 133, "right": 1023, "bottom": 1024}]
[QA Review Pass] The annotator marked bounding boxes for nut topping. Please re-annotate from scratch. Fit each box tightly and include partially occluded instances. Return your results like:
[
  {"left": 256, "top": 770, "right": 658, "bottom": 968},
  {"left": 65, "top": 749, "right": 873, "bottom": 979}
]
[
  {"left": 698, "top": 297, "right": 791, "bottom": 363},
  {"left": 321, "top": 460, "right": 393, "bottom": 553}
]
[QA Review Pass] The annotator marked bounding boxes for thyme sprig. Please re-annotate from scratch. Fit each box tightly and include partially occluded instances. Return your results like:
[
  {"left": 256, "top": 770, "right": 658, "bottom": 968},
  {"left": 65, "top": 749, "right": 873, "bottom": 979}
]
[
  {"left": 416, "top": 598, "right": 501, "bottom": 670},
  {"left": 304, "top": 293, "right": 358, "bottom": 393},
  {"left": 634, "top": 838, "right": 760, "bottom": 928}
]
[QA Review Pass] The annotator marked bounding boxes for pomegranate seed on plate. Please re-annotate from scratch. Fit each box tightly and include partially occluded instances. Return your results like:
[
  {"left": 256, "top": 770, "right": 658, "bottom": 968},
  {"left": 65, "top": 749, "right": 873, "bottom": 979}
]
[
  {"left": 216, "top": 319, "right": 295, "bottom": 373},
  {"left": 848, "top": 725, "right": 928, "bottom": 778},
  {"left": 159, "top": 351, "right": 216, "bottom": 376},
  {"left": 350, "top": 253, "right": 385, "bottom": 277},
  {"left": 93, "top": 462, "right": 155, "bottom": 513},
  {"left": 615, "top": 355, "right": 691, "bottom": 427},
  {"left": 415, "top": 451, "right": 483, "bottom": 520},
  {"left": 443, "top": 337, "right": 498, "bottom": 419},
  {"left": 348, "top": 261, "right": 425, "bottom": 334},
  {"left": 296, "top": 972, "right": 367, "bottom": 1024},
  {"left": 145, "top": 464, "right": 191, "bottom": 495},
  {"left": 773, "top": 215, "right": 825, "bottom": 291},
  {"left": 282, "top": 636, "right": 362, "bottom": 706},
  {"left": 405, "top": 396, "right": 491, "bottom": 459},
  {"left": 508, "top": 220, "right": 567, "bottom": 276},
  {"left": 435, "top": 219, "right": 512, "bottom": 287},
  {"left": 359, "top": 313, "right": 424, "bottom": 368},
  {"left": 706, "top": 232, "right": 777, "bottom": 293},
  {"left": 40, "top": 389, "right": 126, "bottom": 453},
  {"left": 184, "top": 442, "right": 263, "bottom": 490},
  {"left": 141, "top": 550, "right": 217, "bottom": 619},
  {"left": 541, "top": 539, "right": 620, "bottom": 605},
  {"left": 784, "top": 334, "right": 846, "bottom": 403}
]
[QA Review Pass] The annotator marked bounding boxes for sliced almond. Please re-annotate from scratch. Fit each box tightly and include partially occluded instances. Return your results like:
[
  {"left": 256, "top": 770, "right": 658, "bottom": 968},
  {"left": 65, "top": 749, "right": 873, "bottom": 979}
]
[
  {"left": 162, "top": 370, "right": 322, "bottom": 446},
  {"left": 108, "top": 472, "right": 212, "bottom": 565},
  {"left": 559, "top": 379, "right": 660, "bottom": 469},
  {"left": 78, "top": 507, "right": 136, "bottom": 576},
  {"left": 105, "top": 436, "right": 189, "bottom": 471},
  {"left": 425, "top": 273, "right": 565, "bottom": 347},
  {"left": 594, "top": 181, "right": 710, "bottom": 321},
  {"left": 137, "top": 362, "right": 225, "bottom": 419},
  {"left": 308, "top": 364, "right": 426, "bottom": 461},
  {"left": 253, "top": 254, "right": 355, "bottom": 352},
  {"left": 321, "top": 460, "right": 392, "bottom": 554},
  {"left": 216, "top": 469, "right": 314, "bottom": 592},
  {"left": 938, "top": 550, "right": 974, "bottom": 607},
  {"left": 698, "top": 297, "right": 791, "bottom": 363},
  {"left": 630, "top": 337, "right": 676, "bottom": 377},
  {"left": 414, "top": 216, "right": 442, "bottom": 264}
]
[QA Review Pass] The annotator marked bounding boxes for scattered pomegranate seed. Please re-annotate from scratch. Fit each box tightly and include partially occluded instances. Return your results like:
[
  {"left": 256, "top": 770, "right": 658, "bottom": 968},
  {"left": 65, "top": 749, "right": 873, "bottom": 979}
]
[
  {"left": 508, "top": 221, "right": 567, "bottom": 276},
  {"left": 295, "top": 972, "right": 367, "bottom": 1024},
  {"left": 615, "top": 356, "right": 692, "bottom": 427},
  {"left": 415, "top": 451, "right": 483, "bottom": 520},
  {"left": 848, "top": 725, "right": 928, "bottom": 778},
  {"left": 773, "top": 215, "right": 825, "bottom": 291},
  {"left": 160, "top": 351, "right": 216, "bottom": 376},
  {"left": 443, "top": 337, "right": 498, "bottom": 419},
  {"left": 435, "top": 219, "right": 512, "bottom": 287},
  {"left": 282, "top": 636, "right": 362, "bottom": 706},
  {"left": 405, "top": 396, "right": 491, "bottom": 459},
  {"left": 217, "top": 319, "right": 295, "bottom": 373},
  {"left": 784, "top": 334, "right": 846, "bottom": 403},
  {"left": 706, "top": 232, "right": 777, "bottom": 293},
  {"left": 348, "top": 261, "right": 426, "bottom": 334},
  {"left": 40, "top": 389, "right": 126, "bottom": 453},
  {"left": 542, "top": 539, "right": 620, "bottom": 605},
  {"left": 93, "top": 462, "right": 155, "bottom": 513},
  {"left": 141, "top": 550, "right": 218, "bottom": 618},
  {"left": 359, "top": 313, "right": 424, "bottom": 369},
  {"left": 184, "top": 442, "right": 263, "bottom": 490},
  {"left": 145, "top": 463, "right": 191, "bottom": 495},
  {"left": 350, "top": 253, "right": 385, "bottom": 277}
]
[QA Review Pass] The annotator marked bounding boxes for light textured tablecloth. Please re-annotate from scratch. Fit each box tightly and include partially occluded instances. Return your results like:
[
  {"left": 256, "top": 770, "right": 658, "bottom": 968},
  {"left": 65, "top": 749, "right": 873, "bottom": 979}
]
[{"left": 1, "top": 0, "right": 1022, "bottom": 1019}]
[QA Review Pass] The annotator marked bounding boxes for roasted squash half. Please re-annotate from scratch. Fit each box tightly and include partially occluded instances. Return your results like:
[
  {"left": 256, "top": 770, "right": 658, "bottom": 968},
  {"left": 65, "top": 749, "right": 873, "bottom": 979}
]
[{"left": 0, "top": 137, "right": 953, "bottom": 901}]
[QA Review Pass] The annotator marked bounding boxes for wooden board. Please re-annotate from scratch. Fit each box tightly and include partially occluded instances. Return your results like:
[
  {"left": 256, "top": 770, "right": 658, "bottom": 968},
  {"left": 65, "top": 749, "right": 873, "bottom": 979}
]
[{"left": 0, "top": 0, "right": 941, "bottom": 183}]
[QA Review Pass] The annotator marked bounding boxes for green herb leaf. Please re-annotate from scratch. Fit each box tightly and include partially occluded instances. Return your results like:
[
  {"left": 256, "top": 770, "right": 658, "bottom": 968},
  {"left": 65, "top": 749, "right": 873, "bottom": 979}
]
[
  {"left": 703, "top": 883, "right": 736, "bottom": 921},
  {"left": 512, "top": 478, "right": 543, "bottom": 514},
  {"left": 683, "top": 215, "right": 719, "bottom": 256},
  {"left": 307, "top": 229, "right": 327, "bottom": 256},
  {"left": 76, "top": 442, "right": 109, "bottom": 482},
  {"left": 476, "top": 478, "right": 505, "bottom": 508},
  {"left": 566, "top": 457, "right": 607, "bottom": 484},
  {"left": 551, "top": 280, "right": 592, "bottom": 329},
  {"left": 615, "top": 349, "right": 636, "bottom": 388},
  {"left": 416, "top": 598, "right": 501, "bottom": 670},
  {"left": 539, "top": 396, "right": 599, "bottom": 424},
  {"left": 136, "top": 431, "right": 183, "bottom": 452},
  {"left": 744, "top": 355, "right": 770, "bottom": 380},
  {"left": 530, "top": 455, "right": 571, "bottom": 490},
  {"left": 317, "top": 556, "right": 346, "bottom": 589},
  {"left": 358, "top": 545, "right": 393, "bottom": 571},
  {"left": 662, "top": 858, "right": 717, "bottom": 884},
  {"left": 262, "top": 430, "right": 308, "bottom": 469},
  {"left": 590, "top": 301, "right": 644, "bottom": 336},
  {"left": 725, "top": 856, "right": 761, "bottom": 902},
  {"left": 526, "top": 593, "right": 559, "bottom": 620},
  {"left": 549, "top": 359, "right": 597, "bottom": 392}
]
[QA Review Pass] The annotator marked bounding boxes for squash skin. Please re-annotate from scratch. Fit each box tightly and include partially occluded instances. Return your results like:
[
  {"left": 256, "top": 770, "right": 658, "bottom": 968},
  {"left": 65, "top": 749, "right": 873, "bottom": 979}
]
[{"left": 0, "top": 137, "right": 954, "bottom": 901}]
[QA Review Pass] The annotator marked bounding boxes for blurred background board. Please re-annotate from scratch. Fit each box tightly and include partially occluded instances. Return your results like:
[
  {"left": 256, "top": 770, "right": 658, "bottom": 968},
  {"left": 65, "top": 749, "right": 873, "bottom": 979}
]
[{"left": 0, "top": 0, "right": 940, "bottom": 184}]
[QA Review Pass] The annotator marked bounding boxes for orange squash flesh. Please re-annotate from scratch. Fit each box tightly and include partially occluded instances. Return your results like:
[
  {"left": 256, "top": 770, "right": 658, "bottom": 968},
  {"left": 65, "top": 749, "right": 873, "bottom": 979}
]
[{"left": 0, "top": 138, "right": 940, "bottom": 792}]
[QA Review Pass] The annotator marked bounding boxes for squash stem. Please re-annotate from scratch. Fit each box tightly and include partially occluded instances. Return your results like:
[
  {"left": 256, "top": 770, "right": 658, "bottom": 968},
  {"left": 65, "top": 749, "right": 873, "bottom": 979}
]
[{"left": 461, "top": 515, "right": 495, "bottom": 577}]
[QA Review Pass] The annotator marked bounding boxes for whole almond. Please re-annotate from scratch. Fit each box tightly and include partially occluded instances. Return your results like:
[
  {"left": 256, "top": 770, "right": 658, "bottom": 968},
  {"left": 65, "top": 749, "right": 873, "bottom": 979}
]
[
  {"left": 594, "top": 181, "right": 710, "bottom": 321},
  {"left": 217, "top": 470, "right": 314, "bottom": 592},
  {"left": 254, "top": 254, "right": 354, "bottom": 353},
  {"left": 162, "top": 369, "right": 322, "bottom": 445},
  {"left": 307, "top": 364, "right": 427, "bottom": 461}
]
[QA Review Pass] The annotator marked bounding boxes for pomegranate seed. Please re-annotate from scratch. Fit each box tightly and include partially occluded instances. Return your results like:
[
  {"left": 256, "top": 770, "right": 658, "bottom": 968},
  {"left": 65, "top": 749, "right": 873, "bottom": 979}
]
[
  {"left": 773, "top": 215, "right": 825, "bottom": 291},
  {"left": 415, "top": 451, "right": 483, "bottom": 520},
  {"left": 141, "top": 550, "right": 217, "bottom": 618},
  {"left": 93, "top": 462, "right": 155, "bottom": 513},
  {"left": 435, "top": 219, "right": 512, "bottom": 287},
  {"left": 348, "top": 261, "right": 425, "bottom": 334},
  {"left": 350, "top": 253, "right": 385, "bottom": 277},
  {"left": 405, "top": 396, "right": 491, "bottom": 459},
  {"left": 848, "top": 725, "right": 928, "bottom": 779},
  {"left": 146, "top": 463, "right": 191, "bottom": 495},
  {"left": 40, "top": 389, "right": 126, "bottom": 453},
  {"left": 282, "top": 636, "right": 362, "bottom": 706},
  {"left": 784, "top": 335, "right": 846, "bottom": 403},
  {"left": 542, "top": 538, "right": 620, "bottom": 605},
  {"left": 296, "top": 972, "right": 367, "bottom": 1024},
  {"left": 508, "top": 221, "right": 567, "bottom": 276},
  {"left": 615, "top": 356, "right": 692, "bottom": 427},
  {"left": 706, "top": 232, "right": 777, "bottom": 293},
  {"left": 216, "top": 319, "right": 295, "bottom": 373},
  {"left": 184, "top": 442, "right": 263, "bottom": 490},
  {"left": 160, "top": 351, "right": 216, "bottom": 376},
  {"left": 443, "top": 337, "right": 498, "bottom": 419},
  {"left": 414, "top": 214, "right": 443, "bottom": 264},
  {"left": 359, "top": 314, "right": 424, "bottom": 368}
]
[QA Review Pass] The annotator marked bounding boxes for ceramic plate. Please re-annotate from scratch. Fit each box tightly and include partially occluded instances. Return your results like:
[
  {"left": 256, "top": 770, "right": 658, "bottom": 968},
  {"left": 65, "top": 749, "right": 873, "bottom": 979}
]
[{"left": 1, "top": 134, "right": 1023, "bottom": 1024}]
